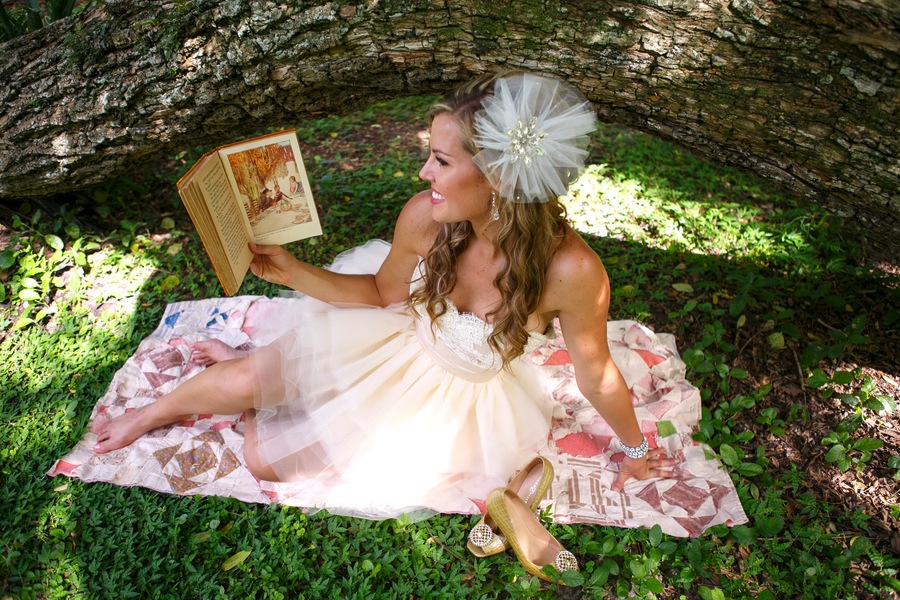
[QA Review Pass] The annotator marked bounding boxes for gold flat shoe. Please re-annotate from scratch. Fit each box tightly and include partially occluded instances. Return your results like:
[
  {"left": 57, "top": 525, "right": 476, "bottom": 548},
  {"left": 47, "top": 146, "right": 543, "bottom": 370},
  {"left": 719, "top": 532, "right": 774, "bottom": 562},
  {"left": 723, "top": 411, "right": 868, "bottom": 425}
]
[
  {"left": 467, "top": 456, "right": 553, "bottom": 558},
  {"left": 485, "top": 487, "right": 578, "bottom": 584}
]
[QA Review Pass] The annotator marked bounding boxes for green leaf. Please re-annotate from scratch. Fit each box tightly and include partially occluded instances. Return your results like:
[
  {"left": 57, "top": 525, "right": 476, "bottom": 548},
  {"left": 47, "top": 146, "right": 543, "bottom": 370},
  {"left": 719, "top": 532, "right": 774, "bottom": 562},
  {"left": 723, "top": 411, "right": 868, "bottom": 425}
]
[
  {"left": 158, "top": 275, "right": 180, "bottom": 292},
  {"left": 729, "top": 525, "right": 755, "bottom": 545},
  {"left": 719, "top": 444, "right": 739, "bottom": 466},
  {"left": 0, "top": 248, "right": 16, "bottom": 269},
  {"left": 755, "top": 515, "right": 784, "bottom": 537},
  {"left": 560, "top": 569, "right": 585, "bottom": 587},
  {"left": 644, "top": 577, "right": 664, "bottom": 594},
  {"left": 849, "top": 535, "right": 871, "bottom": 557},
  {"left": 600, "top": 556, "right": 619, "bottom": 575},
  {"left": 18, "top": 289, "right": 41, "bottom": 302},
  {"left": 806, "top": 369, "right": 830, "bottom": 388},
  {"left": 672, "top": 283, "right": 694, "bottom": 293},
  {"left": 656, "top": 420, "right": 677, "bottom": 438},
  {"left": 582, "top": 541, "right": 604, "bottom": 554},
  {"left": 648, "top": 524, "right": 663, "bottom": 547},
  {"left": 836, "top": 392, "right": 860, "bottom": 407},
  {"left": 824, "top": 445, "right": 847, "bottom": 462},
  {"left": 729, "top": 294, "right": 748, "bottom": 317},
  {"left": 853, "top": 438, "right": 883, "bottom": 452},
  {"left": 699, "top": 586, "right": 727, "bottom": 600},
  {"left": 629, "top": 558, "right": 647, "bottom": 578},
  {"left": 13, "top": 316, "right": 35, "bottom": 330},
  {"left": 832, "top": 370, "right": 855, "bottom": 385},
  {"left": 222, "top": 550, "right": 251, "bottom": 571},
  {"left": 871, "top": 395, "right": 896, "bottom": 413},
  {"left": 883, "top": 576, "right": 900, "bottom": 592},
  {"left": 736, "top": 462, "right": 764, "bottom": 476},
  {"left": 821, "top": 432, "right": 840, "bottom": 445},
  {"left": 767, "top": 331, "right": 785, "bottom": 349},
  {"left": 861, "top": 376, "right": 877, "bottom": 395},
  {"left": 45, "top": 234, "right": 64, "bottom": 251}
]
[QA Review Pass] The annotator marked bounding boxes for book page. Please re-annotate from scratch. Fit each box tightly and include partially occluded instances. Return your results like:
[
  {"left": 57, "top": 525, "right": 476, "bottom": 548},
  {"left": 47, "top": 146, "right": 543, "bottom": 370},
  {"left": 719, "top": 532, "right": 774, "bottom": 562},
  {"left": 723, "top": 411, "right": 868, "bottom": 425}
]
[
  {"left": 178, "top": 155, "right": 252, "bottom": 295},
  {"left": 218, "top": 130, "right": 322, "bottom": 246},
  {"left": 199, "top": 161, "right": 253, "bottom": 271},
  {"left": 183, "top": 182, "right": 237, "bottom": 296}
]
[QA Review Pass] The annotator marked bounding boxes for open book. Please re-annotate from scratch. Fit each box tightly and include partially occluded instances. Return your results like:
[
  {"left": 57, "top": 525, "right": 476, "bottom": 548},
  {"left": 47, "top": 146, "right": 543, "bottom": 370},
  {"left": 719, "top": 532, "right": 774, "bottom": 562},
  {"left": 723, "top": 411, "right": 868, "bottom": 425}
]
[{"left": 177, "top": 130, "right": 322, "bottom": 295}]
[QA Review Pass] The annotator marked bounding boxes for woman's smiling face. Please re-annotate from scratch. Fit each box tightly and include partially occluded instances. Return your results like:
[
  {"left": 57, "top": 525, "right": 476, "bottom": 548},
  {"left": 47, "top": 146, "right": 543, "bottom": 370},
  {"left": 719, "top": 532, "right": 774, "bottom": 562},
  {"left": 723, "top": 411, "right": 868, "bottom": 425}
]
[{"left": 418, "top": 112, "right": 494, "bottom": 225}]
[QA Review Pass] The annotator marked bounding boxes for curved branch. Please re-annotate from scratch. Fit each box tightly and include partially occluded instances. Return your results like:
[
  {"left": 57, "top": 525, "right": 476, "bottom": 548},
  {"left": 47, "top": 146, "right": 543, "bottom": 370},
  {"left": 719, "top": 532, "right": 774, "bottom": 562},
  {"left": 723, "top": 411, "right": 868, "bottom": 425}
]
[{"left": 0, "top": 0, "right": 896, "bottom": 246}]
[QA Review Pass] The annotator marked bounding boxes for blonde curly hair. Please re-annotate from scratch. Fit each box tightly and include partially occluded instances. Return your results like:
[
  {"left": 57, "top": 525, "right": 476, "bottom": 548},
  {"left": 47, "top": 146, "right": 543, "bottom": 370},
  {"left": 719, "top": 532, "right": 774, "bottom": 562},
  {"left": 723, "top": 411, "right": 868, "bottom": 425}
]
[{"left": 408, "top": 72, "right": 571, "bottom": 367}]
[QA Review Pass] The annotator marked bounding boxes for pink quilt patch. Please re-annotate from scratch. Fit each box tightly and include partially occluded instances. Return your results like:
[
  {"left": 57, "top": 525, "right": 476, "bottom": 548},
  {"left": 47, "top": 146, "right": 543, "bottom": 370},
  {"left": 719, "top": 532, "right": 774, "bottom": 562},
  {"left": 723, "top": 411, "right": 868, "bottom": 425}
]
[
  {"left": 542, "top": 349, "right": 572, "bottom": 366},
  {"left": 634, "top": 349, "right": 666, "bottom": 368},
  {"left": 556, "top": 432, "right": 603, "bottom": 457}
]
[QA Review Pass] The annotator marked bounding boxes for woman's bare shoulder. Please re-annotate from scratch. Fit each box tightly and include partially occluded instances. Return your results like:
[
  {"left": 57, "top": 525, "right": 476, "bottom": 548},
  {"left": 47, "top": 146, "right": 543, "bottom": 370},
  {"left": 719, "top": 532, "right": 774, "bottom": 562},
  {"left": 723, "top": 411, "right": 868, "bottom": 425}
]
[
  {"left": 540, "top": 229, "right": 610, "bottom": 312},
  {"left": 549, "top": 229, "right": 609, "bottom": 286},
  {"left": 394, "top": 191, "right": 440, "bottom": 255},
  {"left": 534, "top": 229, "right": 613, "bottom": 334}
]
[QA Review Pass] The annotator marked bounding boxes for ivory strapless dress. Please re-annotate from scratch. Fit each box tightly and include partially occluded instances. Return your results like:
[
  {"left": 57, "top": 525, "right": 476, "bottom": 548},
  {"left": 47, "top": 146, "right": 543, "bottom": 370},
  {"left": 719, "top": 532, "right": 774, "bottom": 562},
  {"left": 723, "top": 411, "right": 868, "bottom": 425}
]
[{"left": 249, "top": 240, "right": 553, "bottom": 520}]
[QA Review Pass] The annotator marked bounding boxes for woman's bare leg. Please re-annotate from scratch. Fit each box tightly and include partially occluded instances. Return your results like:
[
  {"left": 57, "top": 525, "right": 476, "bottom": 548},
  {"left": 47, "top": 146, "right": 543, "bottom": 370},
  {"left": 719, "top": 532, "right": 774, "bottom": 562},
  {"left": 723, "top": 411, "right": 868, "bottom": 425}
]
[
  {"left": 242, "top": 409, "right": 281, "bottom": 481},
  {"left": 91, "top": 343, "right": 285, "bottom": 455}
]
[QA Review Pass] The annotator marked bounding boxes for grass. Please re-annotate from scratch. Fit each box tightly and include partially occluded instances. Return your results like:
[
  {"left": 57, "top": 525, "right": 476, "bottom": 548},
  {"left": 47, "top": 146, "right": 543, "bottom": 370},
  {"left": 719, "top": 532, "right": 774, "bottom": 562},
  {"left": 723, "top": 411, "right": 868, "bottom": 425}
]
[{"left": 1, "top": 96, "right": 898, "bottom": 599}]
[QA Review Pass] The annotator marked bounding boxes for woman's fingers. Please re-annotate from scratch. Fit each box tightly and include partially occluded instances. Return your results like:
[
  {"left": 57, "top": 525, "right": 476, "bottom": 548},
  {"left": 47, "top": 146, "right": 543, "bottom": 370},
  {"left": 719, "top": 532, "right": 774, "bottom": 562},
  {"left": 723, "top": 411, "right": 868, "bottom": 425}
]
[{"left": 249, "top": 242, "right": 280, "bottom": 255}]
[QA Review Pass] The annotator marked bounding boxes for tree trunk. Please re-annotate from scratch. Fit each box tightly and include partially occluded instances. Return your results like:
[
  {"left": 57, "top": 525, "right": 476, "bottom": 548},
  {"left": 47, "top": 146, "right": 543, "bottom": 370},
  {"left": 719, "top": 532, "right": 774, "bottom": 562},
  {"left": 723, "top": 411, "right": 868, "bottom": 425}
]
[{"left": 1, "top": 0, "right": 897, "bottom": 246}]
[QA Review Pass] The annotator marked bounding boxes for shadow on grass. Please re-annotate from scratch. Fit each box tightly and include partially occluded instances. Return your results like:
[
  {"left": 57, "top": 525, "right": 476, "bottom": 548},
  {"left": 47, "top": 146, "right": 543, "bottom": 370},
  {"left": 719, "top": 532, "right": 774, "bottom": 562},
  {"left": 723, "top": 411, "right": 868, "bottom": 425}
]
[{"left": 0, "top": 315, "right": 152, "bottom": 596}]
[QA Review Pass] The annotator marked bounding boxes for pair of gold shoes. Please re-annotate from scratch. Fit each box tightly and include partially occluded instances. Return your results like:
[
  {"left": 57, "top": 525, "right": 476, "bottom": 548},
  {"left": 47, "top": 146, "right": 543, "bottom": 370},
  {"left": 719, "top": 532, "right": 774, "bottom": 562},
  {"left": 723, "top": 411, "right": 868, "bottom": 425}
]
[{"left": 467, "top": 457, "right": 579, "bottom": 585}]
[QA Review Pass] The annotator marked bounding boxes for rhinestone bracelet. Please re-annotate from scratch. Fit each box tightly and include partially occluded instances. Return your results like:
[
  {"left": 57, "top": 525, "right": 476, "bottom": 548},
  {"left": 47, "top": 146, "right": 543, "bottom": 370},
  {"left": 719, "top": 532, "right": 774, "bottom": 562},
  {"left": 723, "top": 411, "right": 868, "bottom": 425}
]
[{"left": 621, "top": 434, "right": 649, "bottom": 459}]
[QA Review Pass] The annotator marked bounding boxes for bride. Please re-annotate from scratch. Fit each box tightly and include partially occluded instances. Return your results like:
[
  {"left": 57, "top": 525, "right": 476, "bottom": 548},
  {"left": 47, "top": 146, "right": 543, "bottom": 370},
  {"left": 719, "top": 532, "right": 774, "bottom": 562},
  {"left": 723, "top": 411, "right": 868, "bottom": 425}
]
[{"left": 90, "top": 71, "right": 673, "bottom": 520}]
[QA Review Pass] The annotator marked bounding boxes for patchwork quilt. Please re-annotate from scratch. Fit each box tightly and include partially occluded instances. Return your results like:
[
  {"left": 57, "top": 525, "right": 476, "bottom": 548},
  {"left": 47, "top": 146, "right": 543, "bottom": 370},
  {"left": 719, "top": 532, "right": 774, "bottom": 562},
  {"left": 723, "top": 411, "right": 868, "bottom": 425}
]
[{"left": 50, "top": 296, "right": 747, "bottom": 536}]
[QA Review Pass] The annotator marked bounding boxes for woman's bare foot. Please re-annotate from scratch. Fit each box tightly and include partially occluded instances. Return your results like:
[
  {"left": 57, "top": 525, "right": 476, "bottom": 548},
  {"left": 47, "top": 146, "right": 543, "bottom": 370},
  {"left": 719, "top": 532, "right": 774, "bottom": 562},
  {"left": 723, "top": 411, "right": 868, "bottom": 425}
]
[
  {"left": 91, "top": 407, "right": 161, "bottom": 453},
  {"left": 189, "top": 339, "right": 248, "bottom": 366}
]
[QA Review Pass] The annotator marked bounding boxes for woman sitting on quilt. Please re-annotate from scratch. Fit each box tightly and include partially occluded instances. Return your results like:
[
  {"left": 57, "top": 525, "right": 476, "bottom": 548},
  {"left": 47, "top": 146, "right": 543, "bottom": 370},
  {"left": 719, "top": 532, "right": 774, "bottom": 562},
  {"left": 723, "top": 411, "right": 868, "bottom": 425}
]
[{"left": 90, "top": 70, "right": 675, "bottom": 577}]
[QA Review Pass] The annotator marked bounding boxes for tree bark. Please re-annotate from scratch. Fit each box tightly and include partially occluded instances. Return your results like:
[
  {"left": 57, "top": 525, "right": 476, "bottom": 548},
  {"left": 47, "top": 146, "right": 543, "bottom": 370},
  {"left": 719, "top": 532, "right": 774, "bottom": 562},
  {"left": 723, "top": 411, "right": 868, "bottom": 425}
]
[{"left": 1, "top": 0, "right": 897, "bottom": 246}]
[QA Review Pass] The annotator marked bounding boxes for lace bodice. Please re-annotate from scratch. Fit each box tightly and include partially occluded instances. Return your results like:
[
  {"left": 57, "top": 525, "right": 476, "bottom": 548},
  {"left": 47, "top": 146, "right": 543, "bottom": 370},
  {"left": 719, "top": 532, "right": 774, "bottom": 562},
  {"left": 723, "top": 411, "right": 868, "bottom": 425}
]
[
  {"left": 416, "top": 300, "right": 550, "bottom": 370},
  {"left": 410, "top": 259, "right": 551, "bottom": 371}
]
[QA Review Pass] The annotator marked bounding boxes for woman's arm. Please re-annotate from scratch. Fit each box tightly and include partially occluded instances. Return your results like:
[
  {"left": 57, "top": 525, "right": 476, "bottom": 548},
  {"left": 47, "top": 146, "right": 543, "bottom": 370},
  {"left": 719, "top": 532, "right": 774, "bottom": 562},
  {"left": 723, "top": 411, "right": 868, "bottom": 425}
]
[
  {"left": 249, "top": 191, "right": 435, "bottom": 306},
  {"left": 550, "top": 234, "right": 673, "bottom": 490}
]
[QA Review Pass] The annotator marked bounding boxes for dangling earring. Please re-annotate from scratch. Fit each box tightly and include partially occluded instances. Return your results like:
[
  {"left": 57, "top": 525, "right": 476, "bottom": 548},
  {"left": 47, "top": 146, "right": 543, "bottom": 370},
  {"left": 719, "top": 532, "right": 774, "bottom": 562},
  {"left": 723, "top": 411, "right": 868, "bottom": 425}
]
[{"left": 490, "top": 192, "right": 500, "bottom": 222}]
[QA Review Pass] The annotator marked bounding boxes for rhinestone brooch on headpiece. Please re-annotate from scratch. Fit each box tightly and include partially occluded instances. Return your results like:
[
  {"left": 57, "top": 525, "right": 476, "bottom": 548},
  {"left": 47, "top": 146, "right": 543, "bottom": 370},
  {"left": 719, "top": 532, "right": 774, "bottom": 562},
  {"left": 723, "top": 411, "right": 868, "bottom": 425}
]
[{"left": 506, "top": 117, "right": 548, "bottom": 165}]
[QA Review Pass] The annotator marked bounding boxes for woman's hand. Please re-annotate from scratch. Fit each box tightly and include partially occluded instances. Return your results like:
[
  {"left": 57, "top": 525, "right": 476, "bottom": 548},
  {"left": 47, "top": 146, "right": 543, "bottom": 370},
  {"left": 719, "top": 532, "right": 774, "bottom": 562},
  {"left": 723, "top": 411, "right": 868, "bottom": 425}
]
[
  {"left": 611, "top": 448, "right": 678, "bottom": 492},
  {"left": 248, "top": 243, "right": 302, "bottom": 288}
]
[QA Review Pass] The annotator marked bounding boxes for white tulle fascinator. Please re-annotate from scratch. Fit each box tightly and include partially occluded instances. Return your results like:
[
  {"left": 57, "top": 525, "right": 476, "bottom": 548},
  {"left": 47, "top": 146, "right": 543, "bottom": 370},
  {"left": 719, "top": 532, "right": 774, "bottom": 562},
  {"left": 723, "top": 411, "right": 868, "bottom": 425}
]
[{"left": 472, "top": 73, "right": 597, "bottom": 203}]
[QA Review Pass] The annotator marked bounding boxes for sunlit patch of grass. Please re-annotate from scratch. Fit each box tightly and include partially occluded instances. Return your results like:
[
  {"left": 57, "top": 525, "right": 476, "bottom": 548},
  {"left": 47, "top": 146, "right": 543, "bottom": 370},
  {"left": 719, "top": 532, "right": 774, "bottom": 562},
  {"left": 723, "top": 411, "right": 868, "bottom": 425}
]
[
  {"left": 570, "top": 125, "right": 855, "bottom": 279},
  {"left": 566, "top": 164, "right": 689, "bottom": 247},
  {"left": 566, "top": 161, "right": 841, "bottom": 276}
]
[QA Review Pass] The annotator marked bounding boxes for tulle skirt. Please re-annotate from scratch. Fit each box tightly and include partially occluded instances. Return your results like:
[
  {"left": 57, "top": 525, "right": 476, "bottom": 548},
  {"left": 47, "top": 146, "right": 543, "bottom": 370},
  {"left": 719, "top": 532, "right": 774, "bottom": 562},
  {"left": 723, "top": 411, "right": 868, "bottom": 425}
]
[{"left": 248, "top": 241, "right": 553, "bottom": 519}]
